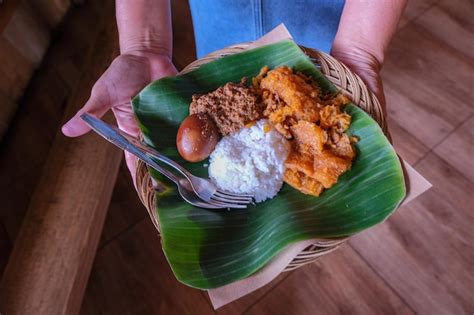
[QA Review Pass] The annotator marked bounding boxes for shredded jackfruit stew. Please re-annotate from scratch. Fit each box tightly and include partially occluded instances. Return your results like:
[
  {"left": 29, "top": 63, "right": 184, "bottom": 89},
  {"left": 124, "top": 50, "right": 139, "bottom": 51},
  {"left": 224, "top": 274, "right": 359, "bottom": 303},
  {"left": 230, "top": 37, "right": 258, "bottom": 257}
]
[{"left": 254, "top": 66, "right": 357, "bottom": 196}]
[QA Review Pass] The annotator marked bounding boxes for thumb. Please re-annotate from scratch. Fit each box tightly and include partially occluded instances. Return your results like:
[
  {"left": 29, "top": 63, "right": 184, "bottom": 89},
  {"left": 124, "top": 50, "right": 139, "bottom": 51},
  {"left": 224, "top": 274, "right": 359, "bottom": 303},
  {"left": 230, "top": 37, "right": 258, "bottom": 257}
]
[{"left": 62, "top": 85, "right": 110, "bottom": 137}]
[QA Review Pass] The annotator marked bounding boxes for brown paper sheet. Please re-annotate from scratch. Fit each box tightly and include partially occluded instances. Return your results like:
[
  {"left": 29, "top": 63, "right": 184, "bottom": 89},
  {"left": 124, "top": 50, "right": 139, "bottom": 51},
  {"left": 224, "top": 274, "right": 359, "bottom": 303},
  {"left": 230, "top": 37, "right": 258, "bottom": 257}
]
[{"left": 205, "top": 24, "right": 432, "bottom": 309}]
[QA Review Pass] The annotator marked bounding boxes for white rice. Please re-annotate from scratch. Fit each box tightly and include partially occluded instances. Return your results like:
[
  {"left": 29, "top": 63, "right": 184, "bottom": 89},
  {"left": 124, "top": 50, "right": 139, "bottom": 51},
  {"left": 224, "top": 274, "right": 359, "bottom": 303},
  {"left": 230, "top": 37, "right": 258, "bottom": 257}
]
[{"left": 208, "top": 119, "right": 290, "bottom": 202}]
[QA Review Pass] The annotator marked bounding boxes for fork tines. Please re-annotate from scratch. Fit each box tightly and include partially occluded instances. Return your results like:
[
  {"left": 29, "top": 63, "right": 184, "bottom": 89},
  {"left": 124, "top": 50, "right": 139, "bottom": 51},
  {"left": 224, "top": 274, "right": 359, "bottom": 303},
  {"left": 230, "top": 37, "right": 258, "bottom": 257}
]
[{"left": 209, "top": 190, "right": 254, "bottom": 208}]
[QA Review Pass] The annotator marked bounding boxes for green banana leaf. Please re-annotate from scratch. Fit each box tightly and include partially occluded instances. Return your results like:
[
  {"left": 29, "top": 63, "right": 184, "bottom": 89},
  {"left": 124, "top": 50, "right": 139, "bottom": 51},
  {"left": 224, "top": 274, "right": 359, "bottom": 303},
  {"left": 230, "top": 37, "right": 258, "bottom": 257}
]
[{"left": 132, "top": 40, "right": 405, "bottom": 289}]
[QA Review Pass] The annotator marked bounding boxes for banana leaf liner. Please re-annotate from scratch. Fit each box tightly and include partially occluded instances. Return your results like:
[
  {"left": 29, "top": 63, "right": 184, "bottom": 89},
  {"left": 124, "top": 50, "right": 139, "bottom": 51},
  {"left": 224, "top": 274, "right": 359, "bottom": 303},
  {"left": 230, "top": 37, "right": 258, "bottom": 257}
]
[{"left": 132, "top": 40, "right": 405, "bottom": 289}]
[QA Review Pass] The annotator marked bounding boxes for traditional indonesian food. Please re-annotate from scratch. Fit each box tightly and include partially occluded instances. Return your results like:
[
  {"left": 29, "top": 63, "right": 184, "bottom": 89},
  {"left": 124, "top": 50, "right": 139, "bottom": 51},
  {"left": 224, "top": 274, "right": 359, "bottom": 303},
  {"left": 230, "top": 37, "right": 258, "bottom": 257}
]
[
  {"left": 189, "top": 82, "right": 263, "bottom": 136},
  {"left": 176, "top": 113, "right": 219, "bottom": 162},
  {"left": 175, "top": 66, "right": 357, "bottom": 202}
]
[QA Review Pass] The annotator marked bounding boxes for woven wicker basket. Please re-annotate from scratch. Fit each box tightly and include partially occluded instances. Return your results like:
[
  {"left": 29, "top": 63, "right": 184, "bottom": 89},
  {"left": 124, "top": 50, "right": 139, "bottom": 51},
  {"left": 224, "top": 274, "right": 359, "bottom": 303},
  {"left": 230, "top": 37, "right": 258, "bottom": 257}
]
[{"left": 135, "top": 44, "right": 386, "bottom": 272}]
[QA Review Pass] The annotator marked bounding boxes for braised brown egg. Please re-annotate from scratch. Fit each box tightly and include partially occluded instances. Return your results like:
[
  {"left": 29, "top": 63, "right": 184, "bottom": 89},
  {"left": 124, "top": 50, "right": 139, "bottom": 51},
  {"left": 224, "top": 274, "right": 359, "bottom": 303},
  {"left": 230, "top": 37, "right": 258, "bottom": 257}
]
[{"left": 176, "top": 113, "right": 219, "bottom": 162}]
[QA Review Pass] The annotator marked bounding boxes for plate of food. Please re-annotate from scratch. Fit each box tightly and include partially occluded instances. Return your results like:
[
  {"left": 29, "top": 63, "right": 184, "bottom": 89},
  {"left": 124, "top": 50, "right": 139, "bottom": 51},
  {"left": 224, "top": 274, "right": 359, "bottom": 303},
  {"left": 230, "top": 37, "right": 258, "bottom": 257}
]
[{"left": 132, "top": 40, "right": 405, "bottom": 289}]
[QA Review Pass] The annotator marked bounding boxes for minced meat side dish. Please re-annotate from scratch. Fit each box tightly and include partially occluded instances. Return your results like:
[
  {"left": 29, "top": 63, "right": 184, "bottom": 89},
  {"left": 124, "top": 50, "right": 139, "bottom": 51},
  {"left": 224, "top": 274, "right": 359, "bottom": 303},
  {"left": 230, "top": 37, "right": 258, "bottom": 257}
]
[{"left": 177, "top": 66, "right": 357, "bottom": 199}]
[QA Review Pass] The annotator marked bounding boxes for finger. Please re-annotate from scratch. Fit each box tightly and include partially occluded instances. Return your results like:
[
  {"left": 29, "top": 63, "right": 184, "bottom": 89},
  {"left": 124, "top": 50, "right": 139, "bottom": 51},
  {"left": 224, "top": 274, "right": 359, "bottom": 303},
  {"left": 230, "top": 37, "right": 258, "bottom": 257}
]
[
  {"left": 62, "top": 84, "right": 111, "bottom": 137},
  {"left": 356, "top": 70, "right": 386, "bottom": 115},
  {"left": 112, "top": 104, "right": 140, "bottom": 137},
  {"left": 114, "top": 104, "right": 140, "bottom": 188},
  {"left": 124, "top": 152, "right": 138, "bottom": 190}
]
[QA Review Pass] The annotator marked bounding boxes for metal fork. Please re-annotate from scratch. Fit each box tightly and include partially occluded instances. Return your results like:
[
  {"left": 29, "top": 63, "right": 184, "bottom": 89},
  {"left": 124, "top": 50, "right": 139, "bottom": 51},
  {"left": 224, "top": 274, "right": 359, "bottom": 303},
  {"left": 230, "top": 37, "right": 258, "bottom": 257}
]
[
  {"left": 80, "top": 113, "right": 253, "bottom": 209},
  {"left": 132, "top": 146, "right": 249, "bottom": 209},
  {"left": 120, "top": 131, "right": 254, "bottom": 205}
]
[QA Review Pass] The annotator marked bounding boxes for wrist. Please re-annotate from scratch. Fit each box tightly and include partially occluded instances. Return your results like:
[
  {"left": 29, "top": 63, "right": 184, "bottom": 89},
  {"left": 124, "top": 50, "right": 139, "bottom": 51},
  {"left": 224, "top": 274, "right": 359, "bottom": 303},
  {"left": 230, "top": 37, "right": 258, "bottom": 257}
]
[
  {"left": 331, "top": 43, "right": 382, "bottom": 74},
  {"left": 116, "top": 0, "right": 173, "bottom": 58},
  {"left": 332, "top": 36, "right": 384, "bottom": 67},
  {"left": 120, "top": 37, "right": 172, "bottom": 59},
  {"left": 119, "top": 50, "right": 176, "bottom": 81}
]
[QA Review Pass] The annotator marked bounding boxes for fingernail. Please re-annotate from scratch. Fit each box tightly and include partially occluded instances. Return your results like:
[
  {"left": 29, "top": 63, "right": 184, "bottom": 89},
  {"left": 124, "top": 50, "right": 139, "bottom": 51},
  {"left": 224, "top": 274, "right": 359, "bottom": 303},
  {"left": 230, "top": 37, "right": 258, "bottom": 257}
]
[
  {"left": 61, "top": 116, "right": 77, "bottom": 136},
  {"left": 61, "top": 122, "right": 71, "bottom": 136}
]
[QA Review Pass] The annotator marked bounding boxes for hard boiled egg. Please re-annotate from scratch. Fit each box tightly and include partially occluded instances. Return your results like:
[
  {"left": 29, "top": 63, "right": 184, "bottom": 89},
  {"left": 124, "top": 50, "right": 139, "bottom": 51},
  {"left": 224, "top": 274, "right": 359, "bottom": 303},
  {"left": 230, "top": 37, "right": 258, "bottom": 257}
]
[{"left": 176, "top": 113, "right": 219, "bottom": 162}]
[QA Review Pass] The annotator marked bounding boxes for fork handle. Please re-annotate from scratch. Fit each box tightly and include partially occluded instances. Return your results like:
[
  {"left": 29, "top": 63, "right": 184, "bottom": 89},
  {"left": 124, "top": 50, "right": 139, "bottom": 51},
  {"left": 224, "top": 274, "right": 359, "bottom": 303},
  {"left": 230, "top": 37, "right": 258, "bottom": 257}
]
[
  {"left": 137, "top": 143, "right": 192, "bottom": 179},
  {"left": 125, "top": 143, "right": 182, "bottom": 185},
  {"left": 115, "top": 128, "right": 193, "bottom": 180}
]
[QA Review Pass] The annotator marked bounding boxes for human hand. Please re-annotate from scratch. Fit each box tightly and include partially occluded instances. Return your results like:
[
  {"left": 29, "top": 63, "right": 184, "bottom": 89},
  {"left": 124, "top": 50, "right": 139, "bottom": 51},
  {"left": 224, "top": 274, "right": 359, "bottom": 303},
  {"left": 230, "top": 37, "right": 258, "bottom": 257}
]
[
  {"left": 331, "top": 45, "right": 386, "bottom": 114},
  {"left": 62, "top": 52, "right": 177, "bottom": 183},
  {"left": 330, "top": 0, "right": 408, "bottom": 115}
]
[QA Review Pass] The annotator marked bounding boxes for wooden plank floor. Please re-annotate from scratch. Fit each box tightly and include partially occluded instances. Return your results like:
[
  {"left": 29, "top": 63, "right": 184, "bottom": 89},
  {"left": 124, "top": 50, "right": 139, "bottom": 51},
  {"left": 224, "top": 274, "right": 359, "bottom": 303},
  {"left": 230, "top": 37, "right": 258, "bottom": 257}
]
[
  {"left": 0, "top": 0, "right": 472, "bottom": 314},
  {"left": 0, "top": 0, "right": 117, "bottom": 274},
  {"left": 80, "top": 0, "right": 474, "bottom": 314}
]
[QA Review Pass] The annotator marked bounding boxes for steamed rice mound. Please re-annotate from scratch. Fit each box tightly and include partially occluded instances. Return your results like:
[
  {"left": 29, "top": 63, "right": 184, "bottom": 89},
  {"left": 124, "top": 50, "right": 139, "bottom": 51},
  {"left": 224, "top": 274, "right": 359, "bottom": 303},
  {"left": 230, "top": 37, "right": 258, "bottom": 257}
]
[{"left": 208, "top": 119, "right": 290, "bottom": 202}]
